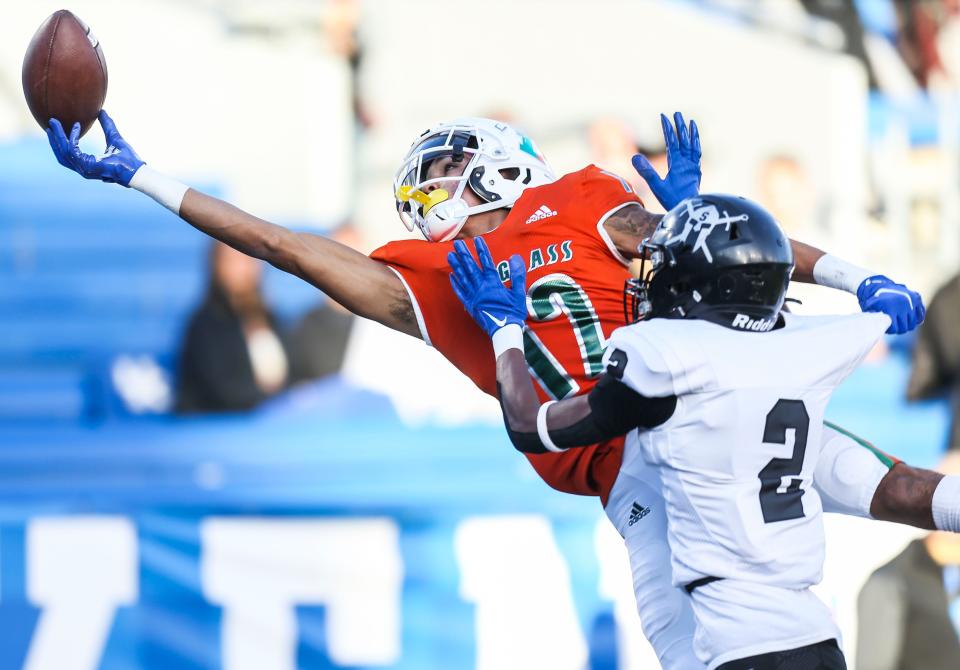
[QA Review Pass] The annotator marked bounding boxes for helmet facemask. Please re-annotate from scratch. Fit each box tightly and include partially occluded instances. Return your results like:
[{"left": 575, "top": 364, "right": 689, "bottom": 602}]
[{"left": 623, "top": 240, "right": 669, "bottom": 324}]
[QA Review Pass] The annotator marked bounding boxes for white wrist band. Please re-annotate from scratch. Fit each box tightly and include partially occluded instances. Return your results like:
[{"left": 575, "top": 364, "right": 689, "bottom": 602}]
[
  {"left": 536, "top": 401, "right": 566, "bottom": 453},
  {"left": 932, "top": 476, "right": 960, "bottom": 532},
  {"left": 812, "top": 254, "right": 872, "bottom": 295},
  {"left": 129, "top": 165, "right": 189, "bottom": 215},
  {"left": 492, "top": 323, "right": 524, "bottom": 359}
]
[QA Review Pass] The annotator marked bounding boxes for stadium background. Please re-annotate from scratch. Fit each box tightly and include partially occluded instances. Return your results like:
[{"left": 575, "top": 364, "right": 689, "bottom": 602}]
[{"left": 0, "top": 1, "right": 956, "bottom": 668}]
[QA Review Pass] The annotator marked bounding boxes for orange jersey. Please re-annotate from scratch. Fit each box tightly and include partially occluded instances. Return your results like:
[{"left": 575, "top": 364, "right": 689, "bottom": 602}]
[{"left": 371, "top": 165, "right": 643, "bottom": 504}]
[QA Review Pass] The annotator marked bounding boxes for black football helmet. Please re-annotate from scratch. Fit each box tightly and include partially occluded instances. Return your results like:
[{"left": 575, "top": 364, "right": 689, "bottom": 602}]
[{"left": 624, "top": 194, "right": 794, "bottom": 332}]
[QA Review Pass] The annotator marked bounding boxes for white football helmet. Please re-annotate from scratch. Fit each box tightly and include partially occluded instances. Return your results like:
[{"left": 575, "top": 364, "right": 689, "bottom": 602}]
[{"left": 394, "top": 118, "right": 556, "bottom": 242}]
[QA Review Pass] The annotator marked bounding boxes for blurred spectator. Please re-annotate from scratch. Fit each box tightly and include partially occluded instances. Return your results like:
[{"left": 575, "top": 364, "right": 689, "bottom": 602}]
[
  {"left": 907, "top": 272, "right": 960, "bottom": 451},
  {"left": 756, "top": 154, "right": 821, "bottom": 241},
  {"left": 322, "top": 0, "right": 374, "bottom": 131},
  {"left": 175, "top": 242, "right": 290, "bottom": 414},
  {"left": 892, "top": 0, "right": 952, "bottom": 89},
  {"left": 801, "top": 0, "right": 880, "bottom": 88},
  {"left": 856, "top": 452, "right": 960, "bottom": 670},
  {"left": 756, "top": 153, "right": 857, "bottom": 315},
  {"left": 587, "top": 117, "right": 667, "bottom": 212}
]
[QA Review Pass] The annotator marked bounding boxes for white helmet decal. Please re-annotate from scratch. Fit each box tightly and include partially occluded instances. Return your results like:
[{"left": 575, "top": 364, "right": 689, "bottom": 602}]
[
  {"left": 663, "top": 198, "right": 749, "bottom": 264},
  {"left": 394, "top": 118, "right": 556, "bottom": 242}
]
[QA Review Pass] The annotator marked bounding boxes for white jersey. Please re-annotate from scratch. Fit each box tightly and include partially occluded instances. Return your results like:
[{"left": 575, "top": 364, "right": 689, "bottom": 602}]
[{"left": 602, "top": 311, "right": 889, "bottom": 667}]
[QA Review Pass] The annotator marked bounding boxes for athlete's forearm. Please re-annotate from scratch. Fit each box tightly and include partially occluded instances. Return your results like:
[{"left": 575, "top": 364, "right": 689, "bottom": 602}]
[
  {"left": 790, "top": 239, "right": 874, "bottom": 294},
  {"left": 870, "top": 463, "right": 942, "bottom": 529},
  {"left": 494, "top": 327, "right": 674, "bottom": 453},
  {"left": 789, "top": 239, "right": 924, "bottom": 334},
  {"left": 497, "top": 346, "right": 544, "bottom": 435},
  {"left": 494, "top": 326, "right": 595, "bottom": 453},
  {"left": 179, "top": 188, "right": 299, "bottom": 268},
  {"left": 602, "top": 204, "right": 662, "bottom": 259},
  {"left": 788, "top": 239, "right": 825, "bottom": 284}
]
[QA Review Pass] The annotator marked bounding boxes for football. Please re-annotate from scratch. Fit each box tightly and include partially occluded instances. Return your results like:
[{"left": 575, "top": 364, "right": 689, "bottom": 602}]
[{"left": 22, "top": 10, "right": 108, "bottom": 138}]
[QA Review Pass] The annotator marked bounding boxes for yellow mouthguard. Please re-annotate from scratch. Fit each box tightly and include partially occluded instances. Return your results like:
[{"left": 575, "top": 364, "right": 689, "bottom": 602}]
[{"left": 397, "top": 186, "right": 449, "bottom": 216}]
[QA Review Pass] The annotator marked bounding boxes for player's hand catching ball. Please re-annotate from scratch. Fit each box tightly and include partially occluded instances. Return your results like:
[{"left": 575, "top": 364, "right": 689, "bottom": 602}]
[
  {"left": 47, "top": 110, "right": 144, "bottom": 186},
  {"left": 448, "top": 237, "right": 528, "bottom": 338},
  {"left": 857, "top": 275, "right": 926, "bottom": 335},
  {"left": 633, "top": 111, "right": 702, "bottom": 211}
]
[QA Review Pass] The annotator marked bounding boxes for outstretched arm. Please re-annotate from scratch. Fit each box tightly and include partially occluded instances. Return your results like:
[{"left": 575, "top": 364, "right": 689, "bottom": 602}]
[
  {"left": 46, "top": 112, "right": 420, "bottom": 338},
  {"left": 178, "top": 191, "right": 419, "bottom": 336},
  {"left": 817, "top": 424, "right": 960, "bottom": 532},
  {"left": 618, "top": 112, "right": 925, "bottom": 335},
  {"left": 603, "top": 207, "right": 922, "bottom": 332}
]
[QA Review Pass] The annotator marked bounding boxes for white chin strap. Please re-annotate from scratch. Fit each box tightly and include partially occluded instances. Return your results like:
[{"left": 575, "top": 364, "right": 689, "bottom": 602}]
[
  {"left": 423, "top": 199, "right": 470, "bottom": 242},
  {"left": 422, "top": 198, "right": 510, "bottom": 242}
]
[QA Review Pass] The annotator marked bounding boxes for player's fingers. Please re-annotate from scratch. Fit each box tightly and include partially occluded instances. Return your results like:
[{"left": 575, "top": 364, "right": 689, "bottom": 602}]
[
  {"left": 674, "top": 112, "right": 689, "bottom": 154},
  {"left": 69, "top": 122, "right": 82, "bottom": 147},
  {"left": 475, "top": 236, "right": 496, "bottom": 272},
  {"left": 508, "top": 254, "right": 527, "bottom": 300},
  {"left": 48, "top": 120, "right": 78, "bottom": 167},
  {"left": 452, "top": 239, "right": 480, "bottom": 282},
  {"left": 660, "top": 113, "right": 677, "bottom": 150},
  {"left": 690, "top": 119, "right": 702, "bottom": 161},
  {"left": 905, "top": 298, "right": 922, "bottom": 331},
  {"left": 45, "top": 128, "right": 71, "bottom": 168},
  {"left": 447, "top": 249, "right": 471, "bottom": 288},
  {"left": 631, "top": 154, "right": 661, "bottom": 185},
  {"left": 48, "top": 118, "right": 65, "bottom": 137},
  {"left": 897, "top": 313, "right": 908, "bottom": 334},
  {"left": 48, "top": 119, "right": 69, "bottom": 152},
  {"left": 886, "top": 310, "right": 903, "bottom": 335},
  {"left": 98, "top": 110, "right": 121, "bottom": 145},
  {"left": 46, "top": 123, "right": 64, "bottom": 152},
  {"left": 449, "top": 273, "right": 470, "bottom": 307}
]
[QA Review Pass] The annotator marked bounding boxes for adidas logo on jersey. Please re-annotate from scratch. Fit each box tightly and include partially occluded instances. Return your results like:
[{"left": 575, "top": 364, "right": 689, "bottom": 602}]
[
  {"left": 525, "top": 205, "right": 557, "bottom": 224},
  {"left": 731, "top": 313, "right": 775, "bottom": 332},
  {"left": 628, "top": 502, "right": 651, "bottom": 526}
]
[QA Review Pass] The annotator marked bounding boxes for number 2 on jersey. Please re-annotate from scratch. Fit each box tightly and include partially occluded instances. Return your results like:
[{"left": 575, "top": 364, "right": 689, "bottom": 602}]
[
  {"left": 758, "top": 399, "right": 810, "bottom": 523},
  {"left": 522, "top": 273, "right": 606, "bottom": 400}
]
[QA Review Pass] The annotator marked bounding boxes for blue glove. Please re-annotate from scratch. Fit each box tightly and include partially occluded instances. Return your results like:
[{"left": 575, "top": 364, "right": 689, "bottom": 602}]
[
  {"left": 632, "top": 112, "right": 702, "bottom": 210},
  {"left": 46, "top": 110, "right": 144, "bottom": 186},
  {"left": 448, "top": 237, "right": 528, "bottom": 338},
  {"left": 857, "top": 275, "right": 926, "bottom": 335}
]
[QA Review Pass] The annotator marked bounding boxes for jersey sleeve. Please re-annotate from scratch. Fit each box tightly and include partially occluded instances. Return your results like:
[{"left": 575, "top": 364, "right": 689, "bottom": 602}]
[
  {"left": 829, "top": 312, "right": 891, "bottom": 385},
  {"left": 369, "top": 238, "right": 499, "bottom": 397},
  {"left": 601, "top": 321, "right": 714, "bottom": 398},
  {"left": 814, "top": 423, "right": 896, "bottom": 518},
  {"left": 369, "top": 239, "right": 454, "bottom": 348},
  {"left": 577, "top": 166, "right": 645, "bottom": 266}
]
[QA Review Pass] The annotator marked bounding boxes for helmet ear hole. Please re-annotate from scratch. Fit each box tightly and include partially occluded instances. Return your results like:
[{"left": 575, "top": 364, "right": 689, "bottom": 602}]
[
  {"left": 729, "top": 223, "right": 740, "bottom": 241},
  {"left": 717, "top": 274, "right": 737, "bottom": 298},
  {"left": 499, "top": 167, "right": 521, "bottom": 180}
]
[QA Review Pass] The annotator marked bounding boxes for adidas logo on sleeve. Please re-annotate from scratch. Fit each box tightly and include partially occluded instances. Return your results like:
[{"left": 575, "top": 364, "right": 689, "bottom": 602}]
[
  {"left": 525, "top": 205, "right": 557, "bottom": 224},
  {"left": 628, "top": 501, "right": 651, "bottom": 526}
]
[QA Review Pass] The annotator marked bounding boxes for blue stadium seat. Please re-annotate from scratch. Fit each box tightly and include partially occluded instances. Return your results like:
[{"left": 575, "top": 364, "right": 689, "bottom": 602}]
[
  {"left": 0, "top": 138, "right": 323, "bottom": 422},
  {"left": 0, "top": 139, "right": 205, "bottom": 419}
]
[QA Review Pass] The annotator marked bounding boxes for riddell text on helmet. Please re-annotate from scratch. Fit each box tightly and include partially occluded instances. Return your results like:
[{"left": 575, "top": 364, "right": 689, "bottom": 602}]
[{"left": 731, "top": 313, "right": 775, "bottom": 332}]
